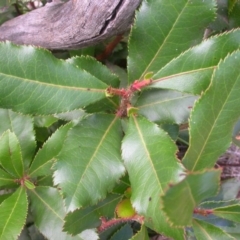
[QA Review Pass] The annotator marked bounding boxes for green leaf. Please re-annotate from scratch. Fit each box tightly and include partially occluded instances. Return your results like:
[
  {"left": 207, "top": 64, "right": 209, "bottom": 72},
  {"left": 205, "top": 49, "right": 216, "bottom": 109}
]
[
  {"left": 0, "top": 168, "right": 17, "bottom": 188},
  {"left": 213, "top": 204, "right": 240, "bottom": 223},
  {"left": 160, "top": 124, "right": 179, "bottom": 141},
  {"left": 128, "top": 0, "right": 216, "bottom": 83},
  {"left": 0, "top": 187, "right": 28, "bottom": 240},
  {"left": 222, "top": 224, "right": 240, "bottom": 239},
  {"left": 37, "top": 175, "right": 53, "bottom": 187},
  {"left": 28, "top": 186, "right": 83, "bottom": 240},
  {"left": 206, "top": 179, "right": 240, "bottom": 202},
  {"left": 24, "top": 179, "right": 36, "bottom": 189},
  {"left": 229, "top": 1, "right": 240, "bottom": 28},
  {"left": 69, "top": 46, "right": 95, "bottom": 57},
  {"left": 110, "top": 224, "right": 133, "bottom": 240},
  {"left": 183, "top": 51, "right": 240, "bottom": 171},
  {"left": 193, "top": 219, "right": 234, "bottom": 240},
  {"left": 29, "top": 122, "right": 73, "bottom": 178},
  {"left": 66, "top": 56, "right": 120, "bottom": 113},
  {"left": 229, "top": 0, "right": 238, "bottom": 13},
  {"left": 67, "top": 56, "right": 119, "bottom": 87},
  {"left": 54, "top": 114, "right": 125, "bottom": 211},
  {"left": 151, "top": 29, "right": 240, "bottom": 95},
  {"left": 0, "top": 109, "right": 36, "bottom": 168},
  {"left": 34, "top": 116, "right": 58, "bottom": 128},
  {"left": 55, "top": 109, "right": 86, "bottom": 125},
  {"left": 0, "top": 42, "right": 107, "bottom": 115},
  {"left": 0, "top": 130, "right": 24, "bottom": 178},
  {"left": 64, "top": 193, "right": 122, "bottom": 235},
  {"left": 136, "top": 89, "right": 197, "bottom": 124},
  {"left": 162, "top": 170, "right": 221, "bottom": 227},
  {"left": 121, "top": 116, "right": 185, "bottom": 239},
  {"left": 130, "top": 225, "right": 149, "bottom": 240}
]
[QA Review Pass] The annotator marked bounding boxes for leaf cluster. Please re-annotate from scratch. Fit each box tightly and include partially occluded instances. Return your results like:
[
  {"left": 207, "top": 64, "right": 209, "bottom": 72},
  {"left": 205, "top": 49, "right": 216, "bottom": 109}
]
[{"left": 0, "top": 0, "right": 240, "bottom": 239}]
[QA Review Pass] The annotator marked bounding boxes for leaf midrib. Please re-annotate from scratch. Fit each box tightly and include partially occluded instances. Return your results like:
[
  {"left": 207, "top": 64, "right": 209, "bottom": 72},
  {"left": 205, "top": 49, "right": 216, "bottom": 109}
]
[
  {"left": 138, "top": 95, "right": 192, "bottom": 109},
  {"left": 133, "top": 116, "right": 163, "bottom": 193},
  {"left": 189, "top": 72, "right": 240, "bottom": 171},
  {"left": 0, "top": 73, "right": 106, "bottom": 92},
  {"left": 68, "top": 116, "right": 118, "bottom": 210},
  {"left": 0, "top": 188, "right": 24, "bottom": 239},
  {"left": 139, "top": 1, "right": 188, "bottom": 80}
]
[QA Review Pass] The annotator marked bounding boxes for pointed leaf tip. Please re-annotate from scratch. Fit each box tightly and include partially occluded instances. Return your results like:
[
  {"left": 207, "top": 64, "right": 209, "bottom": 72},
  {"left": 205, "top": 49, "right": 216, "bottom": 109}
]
[
  {"left": 183, "top": 50, "right": 240, "bottom": 171},
  {"left": 128, "top": 0, "right": 216, "bottom": 83}
]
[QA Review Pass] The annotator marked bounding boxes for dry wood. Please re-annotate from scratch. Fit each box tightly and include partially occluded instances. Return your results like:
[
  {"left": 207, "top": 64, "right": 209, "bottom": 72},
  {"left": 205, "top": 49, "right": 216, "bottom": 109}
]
[{"left": 0, "top": 0, "right": 141, "bottom": 49}]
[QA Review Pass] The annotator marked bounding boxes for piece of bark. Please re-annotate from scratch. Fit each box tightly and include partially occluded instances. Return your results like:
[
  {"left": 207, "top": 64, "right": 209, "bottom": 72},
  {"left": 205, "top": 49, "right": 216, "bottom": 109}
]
[{"left": 0, "top": 0, "right": 141, "bottom": 49}]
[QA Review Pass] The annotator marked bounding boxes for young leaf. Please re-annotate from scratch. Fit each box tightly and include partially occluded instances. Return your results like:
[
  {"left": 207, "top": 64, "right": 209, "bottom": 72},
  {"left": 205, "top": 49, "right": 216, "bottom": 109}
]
[
  {"left": 24, "top": 179, "right": 36, "bottom": 190},
  {"left": 183, "top": 51, "right": 240, "bottom": 171},
  {"left": 128, "top": 0, "right": 216, "bottom": 83},
  {"left": 136, "top": 89, "right": 197, "bottom": 124},
  {"left": 213, "top": 204, "right": 240, "bottom": 223},
  {"left": 162, "top": 169, "right": 221, "bottom": 227},
  {"left": 64, "top": 193, "right": 122, "bottom": 235},
  {"left": 193, "top": 219, "right": 235, "bottom": 240},
  {"left": 0, "top": 130, "right": 24, "bottom": 178},
  {"left": 28, "top": 186, "right": 83, "bottom": 240},
  {"left": 122, "top": 116, "right": 185, "bottom": 239},
  {"left": 130, "top": 225, "right": 149, "bottom": 240},
  {"left": 54, "top": 114, "right": 125, "bottom": 212},
  {"left": 116, "top": 199, "right": 136, "bottom": 218},
  {"left": 0, "top": 109, "right": 36, "bottom": 168},
  {"left": 0, "top": 42, "right": 107, "bottom": 115},
  {"left": 0, "top": 187, "right": 28, "bottom": 240},
  {"left": 29, "top": 122, "right": 73, "bottom": 178},
  {"left": 151, "top": 29, "right": 240, "bottom": 95}
]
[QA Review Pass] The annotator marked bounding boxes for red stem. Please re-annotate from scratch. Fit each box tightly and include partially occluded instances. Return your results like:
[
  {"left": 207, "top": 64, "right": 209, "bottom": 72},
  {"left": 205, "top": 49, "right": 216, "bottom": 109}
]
[{"left": 96, "top": 35, "right": 123, "bottom": 61}]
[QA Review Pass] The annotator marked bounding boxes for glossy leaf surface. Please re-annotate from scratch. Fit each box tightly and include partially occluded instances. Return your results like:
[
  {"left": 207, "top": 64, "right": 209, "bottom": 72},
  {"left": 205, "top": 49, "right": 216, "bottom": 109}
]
[
  {"left": 0, "top": 42, "right": 107, "bottom": 115},
  {"left": 0, "top": 109, "right": 35, "bottom": 168},
  {"left": 136, "top": 89, "right": 196, "bottom": 124},
  {"left": 0, "top": 130, "right": 24, "bottom": 177},
  {"left": 29, "top": 122, "right": 73, "bottom": 177},
  {"left": 54, "top": 114, "right": 125, "bottom": 211},
  {"left": 162, "top": 170, "right": 221, "bottom": 227},
  {"left": 67, "top": 56, "right": 119, "bottom": 113},
  {"left": 183, "top": 51, "right": 240, "bottom": 171},
  {"left": 0, "top": 187, "right": 28, "bottom": 240},
  {"left": 67, "top": 56, "right": 119, "bottom": 87},
  {"left": 122, "top": 116, "right": 185, "bottom": 239},
  {"left": 64, "top": 194, "right": 122, "bottom": 235},
  {"left": 128, "top": 0, "right": 216, "bottom": 83},
  {"left": 28, "top": 186, "right": 83, "bottom": 240},
  {"left": 151, "top": 30, "right": 240, "bottom": 95},
  {"left": 193, "top": 219, "right": 234, "bottom": 240}
]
